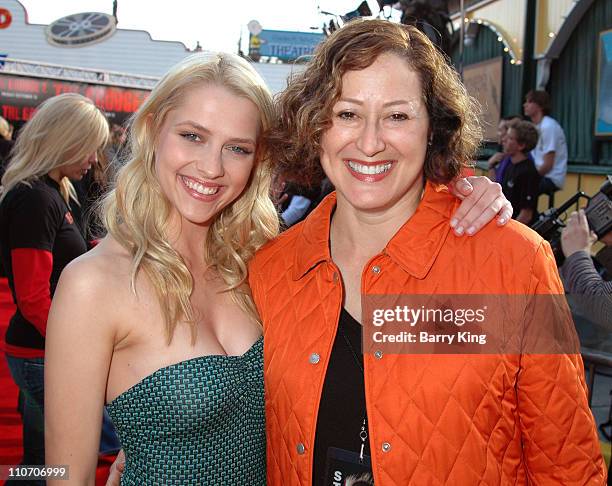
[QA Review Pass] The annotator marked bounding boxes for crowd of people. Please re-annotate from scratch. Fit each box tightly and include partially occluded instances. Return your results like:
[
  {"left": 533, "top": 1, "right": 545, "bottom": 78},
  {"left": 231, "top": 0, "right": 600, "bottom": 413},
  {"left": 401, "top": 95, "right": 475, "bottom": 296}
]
[
  {"left": 488, "top": 90, "right": 569, "bottom": 217},
  {"left": 0, "top": 17, "right": 608, "bottom": 486},
  {"left": 485, "top": 89, "right": 611, "bottom": 340}
]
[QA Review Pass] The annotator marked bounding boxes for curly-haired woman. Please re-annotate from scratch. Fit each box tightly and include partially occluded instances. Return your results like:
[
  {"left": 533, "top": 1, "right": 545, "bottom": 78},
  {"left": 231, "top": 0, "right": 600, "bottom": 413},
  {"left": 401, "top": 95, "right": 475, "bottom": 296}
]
[{"left": 249, "top": 19, "right": 605, "bottom": 484}]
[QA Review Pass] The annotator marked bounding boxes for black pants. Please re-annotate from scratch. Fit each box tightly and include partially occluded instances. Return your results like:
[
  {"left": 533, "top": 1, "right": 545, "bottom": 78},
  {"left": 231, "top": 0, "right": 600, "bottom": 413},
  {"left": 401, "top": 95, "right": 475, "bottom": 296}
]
[{"left": 539, "top": 176, "right": 559, "bottom": 195}]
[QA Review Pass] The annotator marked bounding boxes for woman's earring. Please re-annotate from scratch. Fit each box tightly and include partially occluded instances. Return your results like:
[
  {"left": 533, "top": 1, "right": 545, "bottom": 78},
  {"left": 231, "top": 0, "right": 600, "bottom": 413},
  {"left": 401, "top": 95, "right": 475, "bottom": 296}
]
[{"left": 428, "top": 134, "right": 433, "bottom": 146}]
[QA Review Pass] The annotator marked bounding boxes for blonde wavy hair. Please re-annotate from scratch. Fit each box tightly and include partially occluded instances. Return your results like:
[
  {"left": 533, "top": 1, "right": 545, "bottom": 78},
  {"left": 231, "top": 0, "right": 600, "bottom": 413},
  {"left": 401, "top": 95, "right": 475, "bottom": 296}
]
[
  {"left": 102, "top": 53, "right": 279, "bottom": 344},
  {"left": 0, "top": 93, "right": 109, "bottom": 205}
]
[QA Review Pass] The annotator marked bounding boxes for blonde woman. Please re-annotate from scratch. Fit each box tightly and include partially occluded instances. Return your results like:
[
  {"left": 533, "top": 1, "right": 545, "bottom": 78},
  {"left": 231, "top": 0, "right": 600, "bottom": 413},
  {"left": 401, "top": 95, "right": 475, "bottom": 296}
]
[
  {"left": 0, "top": 93, "right": 108, "bottom": 476},
  {"left": 0, "top": 116, "right": 14, "bottom": 173},
  {"left": 48, "top": 53, "right": 511, "bottom": 485},
  {"left": 0, "top": 116, "right": 13, "bottom": 141},
  {"left": 45, "top": 53, "right": 278, "bottom": 485}
]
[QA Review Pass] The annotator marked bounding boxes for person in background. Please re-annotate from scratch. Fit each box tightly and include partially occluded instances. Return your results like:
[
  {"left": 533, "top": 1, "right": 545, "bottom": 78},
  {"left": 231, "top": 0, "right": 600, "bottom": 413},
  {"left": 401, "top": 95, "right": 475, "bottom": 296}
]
[
  {"left": 106, "top": 123, "right": 128, "bottom": 165},
  {"left": 279, "top": 182, "right": 318, "bottom": 227},
  {"left": 487, "top": 115, "right": 521, "bottom": 183},
  {"left": 560, "top": 209, "right": 612, "bottom": 329},
  {"left": 523, "top": 90, "right": 568, "bottom": 197},
  {"left": 0, "top": 116, "right": 15, "bottom": 178},
  {"left": 73, "top": 149, "right": 115, "bottom": 243},
  {"left": 499, "top": 120, "right": 541, "bottom": 225},
  {"left": 0, "top": 93, "right": 109, "bottom": 483},
  {"left": 0, "top": 116, "right": 15, "bottom": 278}
]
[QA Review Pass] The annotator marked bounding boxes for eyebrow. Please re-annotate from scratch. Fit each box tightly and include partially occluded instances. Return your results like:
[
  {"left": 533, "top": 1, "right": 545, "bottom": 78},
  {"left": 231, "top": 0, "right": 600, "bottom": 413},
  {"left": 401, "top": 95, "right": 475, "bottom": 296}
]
[
  {"left": 175, "top": 120, "right": 256, "bottom": 145},
  {"left": 337, "top": 97, "right": 420, "bottom": 108}
]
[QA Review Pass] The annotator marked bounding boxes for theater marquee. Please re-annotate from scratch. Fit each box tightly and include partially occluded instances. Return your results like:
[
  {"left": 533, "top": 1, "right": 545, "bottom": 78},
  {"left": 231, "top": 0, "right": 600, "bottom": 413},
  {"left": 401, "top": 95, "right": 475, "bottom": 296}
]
[{"left": 0, "top": 73, "right": 149, "bottom": 125}]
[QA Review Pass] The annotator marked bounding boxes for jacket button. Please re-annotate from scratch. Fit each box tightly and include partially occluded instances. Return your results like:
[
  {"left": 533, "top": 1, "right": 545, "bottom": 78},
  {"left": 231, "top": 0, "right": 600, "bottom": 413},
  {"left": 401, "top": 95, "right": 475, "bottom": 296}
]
[
  {"left": 372, "top": 265, "right": 381, "bottom": 274},
  {"left": 382, "top": 442, "right": 392, "bottom": 452},
  {"left": 297, "top": 443, "right": 306, "bottom": 455},
  {"left": 374, "top": 350, "right": 383, "bottom": 359},
  {"left": 309, "top": 353, "right": 320, "bottom": 364}
]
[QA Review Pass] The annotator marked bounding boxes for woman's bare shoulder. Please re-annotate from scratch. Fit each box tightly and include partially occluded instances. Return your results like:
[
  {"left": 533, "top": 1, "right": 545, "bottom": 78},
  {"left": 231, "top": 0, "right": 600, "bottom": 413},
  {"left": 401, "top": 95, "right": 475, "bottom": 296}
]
[
  {"left": 59, "top": 235, "right": 134, "bottom": 300},
  {"left": 48, "top": 236, "right": 137, "bottom": 341}
]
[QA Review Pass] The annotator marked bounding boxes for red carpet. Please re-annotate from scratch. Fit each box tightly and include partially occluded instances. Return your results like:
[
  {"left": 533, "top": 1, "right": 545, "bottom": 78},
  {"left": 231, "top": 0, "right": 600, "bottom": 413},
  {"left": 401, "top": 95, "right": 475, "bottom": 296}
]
[
  {"left": 0, "top": 278, "right": 115, "bottom": 485},
  {"left": 0, "top": 278, "right": 21, "bottom": 485}
]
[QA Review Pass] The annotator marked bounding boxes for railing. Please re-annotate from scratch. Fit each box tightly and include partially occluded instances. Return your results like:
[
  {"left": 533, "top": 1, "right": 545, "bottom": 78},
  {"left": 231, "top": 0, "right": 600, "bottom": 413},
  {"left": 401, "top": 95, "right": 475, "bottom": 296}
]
[{"left": 0, "top": 57, "right": 158, "bottom": 90}]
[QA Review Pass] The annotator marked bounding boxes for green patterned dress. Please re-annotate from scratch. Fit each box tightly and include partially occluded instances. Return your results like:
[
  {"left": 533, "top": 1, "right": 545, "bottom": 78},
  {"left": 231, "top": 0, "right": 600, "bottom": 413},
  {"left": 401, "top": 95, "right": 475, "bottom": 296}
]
[{"left": 106, "top": 336, "right": 265, "bottom": 485}]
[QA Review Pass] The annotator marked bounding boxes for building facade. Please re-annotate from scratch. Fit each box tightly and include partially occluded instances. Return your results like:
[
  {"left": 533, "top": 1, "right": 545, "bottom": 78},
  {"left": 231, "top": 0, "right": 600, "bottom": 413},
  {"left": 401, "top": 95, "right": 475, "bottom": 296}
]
[{"left": 449, "top": 0, "right": 611, "bottom": 203}]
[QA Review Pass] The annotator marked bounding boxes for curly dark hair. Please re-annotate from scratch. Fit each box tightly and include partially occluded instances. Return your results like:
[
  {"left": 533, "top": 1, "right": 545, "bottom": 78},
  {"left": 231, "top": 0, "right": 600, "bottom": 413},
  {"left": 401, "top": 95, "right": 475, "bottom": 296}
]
[{"left": 269, "top": 19, "right": 482, "bottom": 185}]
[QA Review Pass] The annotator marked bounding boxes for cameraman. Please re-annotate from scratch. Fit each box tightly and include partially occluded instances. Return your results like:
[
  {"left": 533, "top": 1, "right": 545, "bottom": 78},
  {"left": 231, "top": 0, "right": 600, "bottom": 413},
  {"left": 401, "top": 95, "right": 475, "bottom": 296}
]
[{"left": 560, "top": 209, "right": 612, "bottom": 328}]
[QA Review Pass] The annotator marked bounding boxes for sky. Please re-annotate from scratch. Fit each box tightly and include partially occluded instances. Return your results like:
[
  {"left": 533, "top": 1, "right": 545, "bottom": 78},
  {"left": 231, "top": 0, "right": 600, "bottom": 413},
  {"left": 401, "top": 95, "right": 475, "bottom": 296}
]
[{"left": 18, "top": 0, "right": 390, "bottom": 54}]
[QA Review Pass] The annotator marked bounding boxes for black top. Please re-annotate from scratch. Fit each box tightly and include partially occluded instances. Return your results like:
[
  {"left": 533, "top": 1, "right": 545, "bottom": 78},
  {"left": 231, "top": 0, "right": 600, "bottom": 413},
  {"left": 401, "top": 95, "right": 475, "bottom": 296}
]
[
  {"left": 73, "top": 170, "right": 109, "bottom": 241},
  {"left": 501, "top": 156, "right": 540, "bottom": 223},
  {"left": 0, "top": 176, "right": 87, "bottom": 350},
  {"left": 313, "top": 308, "right": 371, "bottom": 486},
  {"left": 0, "top": 138, "right": 13, "bottom": 174}
]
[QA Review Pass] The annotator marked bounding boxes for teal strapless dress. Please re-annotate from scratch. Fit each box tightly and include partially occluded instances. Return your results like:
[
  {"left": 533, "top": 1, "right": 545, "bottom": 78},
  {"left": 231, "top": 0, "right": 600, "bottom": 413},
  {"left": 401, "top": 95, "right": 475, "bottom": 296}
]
[{"left": 106, "top": 336, "right": 265, "bottom": 485}]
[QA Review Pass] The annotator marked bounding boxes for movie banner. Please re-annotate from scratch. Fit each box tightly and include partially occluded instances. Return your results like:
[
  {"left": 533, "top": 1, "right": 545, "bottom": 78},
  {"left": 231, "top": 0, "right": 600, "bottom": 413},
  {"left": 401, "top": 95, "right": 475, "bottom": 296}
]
[{"left": 0, "top": 73, "right": 150, "bottom": 125}]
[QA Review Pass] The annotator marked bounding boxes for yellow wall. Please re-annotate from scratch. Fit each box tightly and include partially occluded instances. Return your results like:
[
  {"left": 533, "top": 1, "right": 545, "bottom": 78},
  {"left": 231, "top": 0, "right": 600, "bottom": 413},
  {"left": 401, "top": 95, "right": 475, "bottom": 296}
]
[
  {"left": 534, "top": 0, "right": 575, "bottom": 57},
  {"left": 555, "top": 173, "right": 608, "bottom": 212},
  {"left": 474, "top": 169, "right": 610, "bottom": 213},
  {"left": 452, "top": 0, "right": 526, "bottom": 61},
  {"left": 473, "top": 169, "right": 609, "bottom": 252},
  {"left": 451, "top": 0, "right": 584, "bottom": 60}
]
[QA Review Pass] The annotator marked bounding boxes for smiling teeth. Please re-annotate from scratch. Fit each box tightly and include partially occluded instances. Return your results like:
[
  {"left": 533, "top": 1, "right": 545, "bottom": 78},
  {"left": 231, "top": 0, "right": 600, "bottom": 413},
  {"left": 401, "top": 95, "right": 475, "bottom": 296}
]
[
  {"left": 182, "top": 176, "right": 219, "bottom": 195},
  {"left": 348, "top": 161, "right": 392, "bottom": 175}
]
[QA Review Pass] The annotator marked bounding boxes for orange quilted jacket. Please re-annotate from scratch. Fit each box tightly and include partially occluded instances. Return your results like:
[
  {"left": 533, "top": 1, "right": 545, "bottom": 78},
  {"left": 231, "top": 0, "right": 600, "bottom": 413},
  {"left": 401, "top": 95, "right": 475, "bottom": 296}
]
[{"left": 249, "top": 183, "right": 605, "bottom": 485}]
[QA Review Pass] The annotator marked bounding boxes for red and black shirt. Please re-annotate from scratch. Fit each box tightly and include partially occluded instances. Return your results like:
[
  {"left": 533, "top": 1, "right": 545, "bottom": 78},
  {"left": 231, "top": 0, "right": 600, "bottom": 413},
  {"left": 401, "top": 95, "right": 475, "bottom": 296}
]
[{"left": 0, "top": 175, "right": 87, "bottom": 358}]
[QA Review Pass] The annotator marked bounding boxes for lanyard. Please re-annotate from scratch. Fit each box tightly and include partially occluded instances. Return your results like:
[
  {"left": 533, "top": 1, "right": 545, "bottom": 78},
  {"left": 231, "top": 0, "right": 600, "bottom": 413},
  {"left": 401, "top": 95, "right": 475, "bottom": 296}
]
[{"left": 339, "top": 322, "right": 368, "bottom": 464}]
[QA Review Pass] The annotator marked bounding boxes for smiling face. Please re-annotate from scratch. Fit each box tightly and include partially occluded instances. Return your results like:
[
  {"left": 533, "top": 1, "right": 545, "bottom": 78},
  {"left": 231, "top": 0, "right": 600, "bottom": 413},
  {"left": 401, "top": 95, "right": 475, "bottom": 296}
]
[
  {"left": 319, "top": 52, "right": 429, "bottom": 215},
  {"left": 154, "top": 83, "right": 260, "bottom": 229}
]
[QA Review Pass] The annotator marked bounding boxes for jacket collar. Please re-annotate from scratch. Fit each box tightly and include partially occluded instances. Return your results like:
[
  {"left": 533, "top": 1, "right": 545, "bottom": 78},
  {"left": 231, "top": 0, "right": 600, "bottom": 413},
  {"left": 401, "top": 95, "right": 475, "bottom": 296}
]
[
  {"left": 292, "top": 182, "right": 457, "bottom": 281},
  {"left": 292, "top": 192, "right": 336, "bottom": 280}
]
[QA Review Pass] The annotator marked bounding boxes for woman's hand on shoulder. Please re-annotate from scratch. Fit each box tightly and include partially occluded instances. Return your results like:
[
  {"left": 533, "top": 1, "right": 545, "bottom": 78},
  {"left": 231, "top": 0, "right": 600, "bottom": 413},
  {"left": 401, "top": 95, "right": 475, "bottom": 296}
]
[
  {"left": 45, "top": 252, "right": 121, "bottom": 484},
  {"left": 447, "top": 176, "right": 513, "bottom": 236}
]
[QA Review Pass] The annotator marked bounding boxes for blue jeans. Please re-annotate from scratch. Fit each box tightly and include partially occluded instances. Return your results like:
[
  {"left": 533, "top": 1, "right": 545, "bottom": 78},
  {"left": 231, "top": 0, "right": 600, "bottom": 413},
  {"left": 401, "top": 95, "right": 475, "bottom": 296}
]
[
  {"left": 4, "top": 354, "right": 121, "bottom": 445},
  {"left": 4, "top": 354, "right": 120, "bottom": 482},
  {"left": 5, "top": 354, "right": 45, "bottom": 486},
  {"left": 100, "top": 408, "right": 121, "bottom": 454}
]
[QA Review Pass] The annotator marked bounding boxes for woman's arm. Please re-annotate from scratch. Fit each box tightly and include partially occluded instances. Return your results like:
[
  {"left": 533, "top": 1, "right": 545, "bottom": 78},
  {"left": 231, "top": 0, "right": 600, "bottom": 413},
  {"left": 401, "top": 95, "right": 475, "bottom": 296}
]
[
  {"left": 7, "top": 189, "right": 62, "bottom": 337},
  {"left": 561, "top": 251, "right": 612, "bottom": 328},
  {"left": 45, "top": 257, "right": 117, "bottom": 485},
  {"left": 447, "top": 176, "right": 512, "bottom": 236}
]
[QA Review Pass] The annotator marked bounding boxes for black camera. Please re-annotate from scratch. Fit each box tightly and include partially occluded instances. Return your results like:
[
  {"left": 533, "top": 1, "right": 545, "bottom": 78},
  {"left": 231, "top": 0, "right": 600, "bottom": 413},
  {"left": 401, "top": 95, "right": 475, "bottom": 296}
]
[{"left": 531, "top": 175, "right": 612, "bottom": 265}]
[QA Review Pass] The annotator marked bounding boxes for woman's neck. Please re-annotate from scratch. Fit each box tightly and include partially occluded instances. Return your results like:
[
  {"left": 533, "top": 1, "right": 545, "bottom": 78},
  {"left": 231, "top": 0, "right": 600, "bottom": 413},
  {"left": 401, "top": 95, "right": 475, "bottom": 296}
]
[
  {"left": 47, "top": 168, "right": 63, "bottom": 184},
  {"left": 330, "top": 185, "right": 423, "bottom": 260},
  {"left": 166, "top": 215, "right": 210, "bottom": 270}
]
